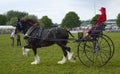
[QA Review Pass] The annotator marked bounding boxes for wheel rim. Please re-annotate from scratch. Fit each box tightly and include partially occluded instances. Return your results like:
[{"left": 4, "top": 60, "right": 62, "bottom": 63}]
[
  {"left": 84, "top": 36, "right": 111, "bottom": 67},
  {"left": 102, "top": 34, "right": 115, "bottom": 59},
  {"left": 77, "top": 42, "right": 93, "bottom": 67}
]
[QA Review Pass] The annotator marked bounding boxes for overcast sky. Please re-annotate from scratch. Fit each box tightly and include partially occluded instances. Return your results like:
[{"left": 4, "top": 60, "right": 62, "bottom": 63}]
[{"left": 0, "top": 0, "right": 120, "bottom": 23}]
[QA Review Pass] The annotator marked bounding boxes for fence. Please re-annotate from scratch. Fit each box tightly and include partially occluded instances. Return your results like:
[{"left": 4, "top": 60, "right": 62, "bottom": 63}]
[
  {"left": 0, "top": 29, "right": 15, "bottom": 34},
  {"left": 0, "top": 26, "right": 15, "bottom": 34}
]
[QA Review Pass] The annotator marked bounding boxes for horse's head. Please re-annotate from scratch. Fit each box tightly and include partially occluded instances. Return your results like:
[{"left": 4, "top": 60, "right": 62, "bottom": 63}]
[{"left": 15, "top": 18, "right": 39, "bottom": 34}]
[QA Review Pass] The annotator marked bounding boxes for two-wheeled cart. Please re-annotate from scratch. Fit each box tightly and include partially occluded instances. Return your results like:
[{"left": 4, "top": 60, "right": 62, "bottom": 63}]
[{"left": 77, "top": 32, "right": 114, "bottom": 67}]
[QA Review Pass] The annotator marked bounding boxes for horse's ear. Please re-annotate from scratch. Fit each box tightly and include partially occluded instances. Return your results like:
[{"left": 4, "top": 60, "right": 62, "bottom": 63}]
[{"left": 17, "top": 18, "right": 20, "bottom": 22}]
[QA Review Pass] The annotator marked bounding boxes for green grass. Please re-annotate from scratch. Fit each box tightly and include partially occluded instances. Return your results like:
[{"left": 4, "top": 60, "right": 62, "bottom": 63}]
[{"left": 0, "top": 33, "right": 120, "bottom": 74}]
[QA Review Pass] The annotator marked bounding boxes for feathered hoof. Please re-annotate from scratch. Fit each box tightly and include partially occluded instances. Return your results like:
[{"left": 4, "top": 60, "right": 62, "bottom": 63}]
[
  {"left": 69, "top": 57, "right": 76, "bottom": 63},
  {"left": 23, "top": 53, "right": 28, "bottom": 56},
  {"left": 31, "top": 61, "right": 39, "bottom": 65},
  {"left": 57, "top": 60, "right": 66, "bottom": 64},
  {"left": 68, "top": 52, "right": 76, "bottom": 63}
]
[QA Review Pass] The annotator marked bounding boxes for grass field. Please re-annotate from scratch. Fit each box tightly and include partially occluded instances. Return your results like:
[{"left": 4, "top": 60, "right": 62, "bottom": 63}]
[{"left": 0, "top": 32, "right": 120, "bottom": 74}]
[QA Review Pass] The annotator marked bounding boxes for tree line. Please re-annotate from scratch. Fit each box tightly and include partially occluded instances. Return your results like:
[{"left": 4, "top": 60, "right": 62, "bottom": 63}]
[
  {"left": 0, "top": 10, "right": 81, "bottom": 29},
  {"left": 0, "top": 10, "right": 120, "bottom": 28}
]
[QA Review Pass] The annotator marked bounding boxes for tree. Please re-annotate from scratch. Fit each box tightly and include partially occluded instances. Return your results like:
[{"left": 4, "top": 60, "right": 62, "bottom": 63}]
[
  {"left": 90, "top": 14, "right": 100, "bottom": 26},
  {"left": 40, "top": 16, "right": 53, "bottom": 28},
  {"left": 0, "top": 14, "right": 7, "bottom": 25},
  {"left": 116, "top": 13, "right": 120, "bottom": 27},
  {"left": 6, "top": 17, "right": 17, "bottom": 26},
  {"left": 61, "top": 11, "right": 81, "bottom": 29},
  {"left": 6, "top": 10, "right": 28, "bottom": 21}
]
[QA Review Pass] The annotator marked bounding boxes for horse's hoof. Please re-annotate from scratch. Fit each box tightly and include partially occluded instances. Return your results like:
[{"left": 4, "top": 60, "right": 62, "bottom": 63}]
[
  {"left": 68, "top": 52, "right": 73, "bottom": 60},
  {"left": 68, "top": 52, "right": 76, "bottom": 63},
  {"left": 57, "top": 61, "right": 65, "bottom": 64},
  {"left": 31, "top": 61, "right": 39, "bottom": 65},
  {"left": 23, "top": 53, "right": 28, "bottom": 56},
  {"left": 69, "top": 58, "right": 76, "bottom": 63}
]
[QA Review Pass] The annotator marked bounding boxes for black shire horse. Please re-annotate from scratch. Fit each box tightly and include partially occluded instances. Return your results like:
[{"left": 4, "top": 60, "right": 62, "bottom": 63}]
[{"left": 15, "top": 19, "right": 75, "bottom": 65}]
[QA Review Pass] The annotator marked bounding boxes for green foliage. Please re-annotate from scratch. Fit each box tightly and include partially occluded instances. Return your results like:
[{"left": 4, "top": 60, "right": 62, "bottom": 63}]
[
  {"left": 61, "top": 11, "right": 81, "bottom": 29},
  {"left": 40, "top": 16, "right": 53, "bottom": 28},
  {"left": 116, "top": 13, "right": 120, "bottom": 27},
  {"left": 90, "top": 14, "right": 100, "bottom": 26},
  {"left": 0, "top": 14, "right": 7, "bottom": 25},
  {"left": 6, "top": 10, "right": 28, "bottom": 21},
  {"left": 6, "top": 17, "right": 17, "bottom": 26}
]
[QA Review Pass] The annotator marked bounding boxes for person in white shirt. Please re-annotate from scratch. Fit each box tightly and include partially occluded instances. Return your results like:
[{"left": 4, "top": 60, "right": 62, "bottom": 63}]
[{"left": 10, "top": 30, "right": 15, "bottom": 46}]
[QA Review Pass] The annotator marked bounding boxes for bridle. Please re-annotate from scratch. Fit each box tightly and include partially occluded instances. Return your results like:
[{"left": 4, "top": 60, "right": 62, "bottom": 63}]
[{"left": 16, "top": 19, "right": 39, "bottom": 34}]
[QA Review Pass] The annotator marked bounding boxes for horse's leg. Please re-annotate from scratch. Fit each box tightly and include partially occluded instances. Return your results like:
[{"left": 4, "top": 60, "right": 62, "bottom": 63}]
[
  {"left": 64, "top": 46, "right": 75, "bottom": 63},
  {"left": 57, "top": 45, "right": 67, "bottom": 64},
  {"left": 22, "top": 45, "right": 31, "bottom": 56},
  {"left": 57, "top": 42, "right": 75, "bottom": 64},
  {"left": 67, "top": 49, "right": 75, "bottom": 62},
  {"left": 31, "top": 47, "right": 40, "bottom": 65}
]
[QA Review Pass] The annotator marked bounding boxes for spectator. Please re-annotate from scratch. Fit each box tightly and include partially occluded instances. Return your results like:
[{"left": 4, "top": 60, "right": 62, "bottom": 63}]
[
  {"left": 10, "top": 30, "right": 15, "bottom": 46},
  {"left": 17, "top": 34, "right": 21, "bottom": 46}
]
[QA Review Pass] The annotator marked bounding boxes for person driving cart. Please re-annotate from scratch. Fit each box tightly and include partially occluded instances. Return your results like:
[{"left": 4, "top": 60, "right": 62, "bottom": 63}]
[{"left": 87, "top": 7, "right": 107, "bottom": 35}]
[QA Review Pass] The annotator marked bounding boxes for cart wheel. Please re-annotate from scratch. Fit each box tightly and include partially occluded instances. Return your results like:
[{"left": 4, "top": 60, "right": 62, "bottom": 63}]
[
  {"left": 84, "top": 36, "right": 112, "bottom": 67},
  {"left": 102, "top": 34, "right": 115, "bottom": 59},
  {"left": 77, "top": 41, "right": 94, "bottom": 67}
]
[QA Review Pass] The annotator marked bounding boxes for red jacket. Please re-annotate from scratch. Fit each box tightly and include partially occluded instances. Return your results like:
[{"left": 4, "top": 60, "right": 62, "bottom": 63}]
[
  {"left": 88, "top": 7, "right": 106, "bottom": 34},
  {"left": 96, "top": 7, "right": 106, "bottom": 27}
]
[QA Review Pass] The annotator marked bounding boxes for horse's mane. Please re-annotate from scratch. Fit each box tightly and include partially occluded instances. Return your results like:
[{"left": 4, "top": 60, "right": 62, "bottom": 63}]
[{"left": 22, "top": 19, "right": 40, "bottom": 26}]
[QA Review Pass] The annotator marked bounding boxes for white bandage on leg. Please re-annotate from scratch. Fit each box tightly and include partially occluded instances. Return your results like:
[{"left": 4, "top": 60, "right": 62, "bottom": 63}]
[
  {"left": 31, "top": 54, "right": 40, "bottom": 65},
  {"left": 67, "top": 52, "right": 75, "bottom": 62},
  {"left": 22, "top": 47, "right": 30, "bottom": 56},
  {"left": 58, "top": 56, "right": 66, "bottom": 64}
]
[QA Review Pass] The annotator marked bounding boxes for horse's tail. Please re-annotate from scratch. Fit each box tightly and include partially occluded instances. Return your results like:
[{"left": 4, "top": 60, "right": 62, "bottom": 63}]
[{"left": 67, "top": 31, "right": 75, "bottom": 38}]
